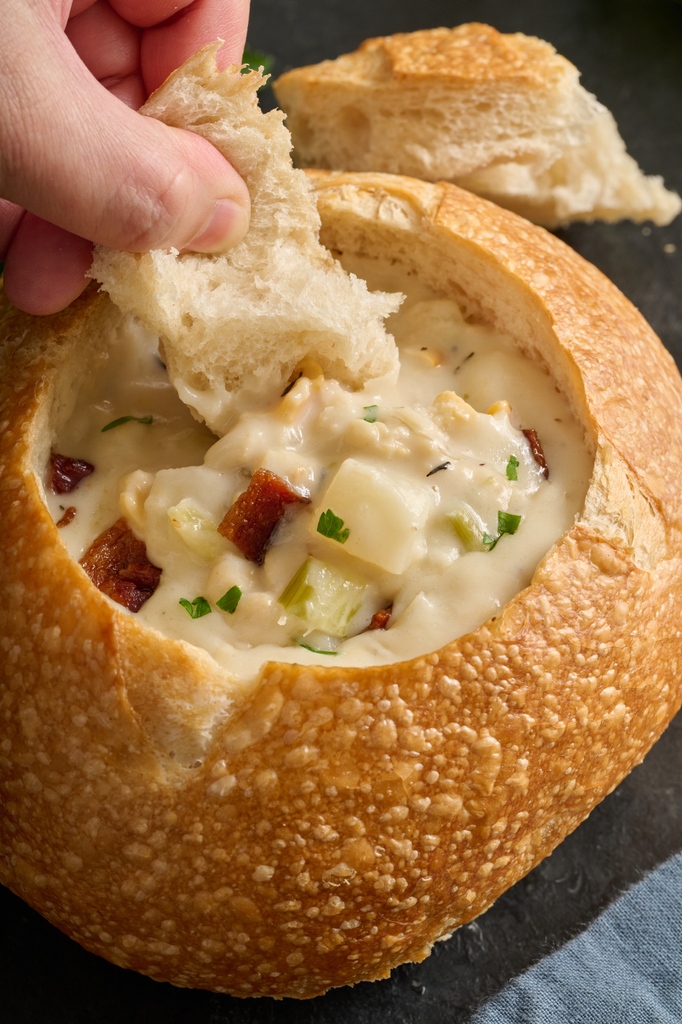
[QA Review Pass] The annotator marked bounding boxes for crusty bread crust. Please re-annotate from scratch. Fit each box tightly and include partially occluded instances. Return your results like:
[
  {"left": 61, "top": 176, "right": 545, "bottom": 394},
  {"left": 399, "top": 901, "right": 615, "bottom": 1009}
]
[
  {"left": 2, "top": 173, "right": 682, "bottom": 998},
  {"left": 274, "top": 24, "right": 681, "bottom": 227}
]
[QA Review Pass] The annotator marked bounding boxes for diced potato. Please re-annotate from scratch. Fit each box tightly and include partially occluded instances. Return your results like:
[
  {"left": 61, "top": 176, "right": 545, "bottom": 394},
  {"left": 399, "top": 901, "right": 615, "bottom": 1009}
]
[{"left": 310, "top": 458, "right": 433, "bottom": 575}]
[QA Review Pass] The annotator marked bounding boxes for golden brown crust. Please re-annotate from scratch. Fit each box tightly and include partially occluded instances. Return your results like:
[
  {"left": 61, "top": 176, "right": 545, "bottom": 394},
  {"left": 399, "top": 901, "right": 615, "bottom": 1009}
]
[
  {"left": 275, "top": 24, "right": 566, "bottom": 89},
  {"left": 361, "top": 24, "right": 563, "bottom": 85},
  {"left": 2, "top": 176, "right": 682, "bottom": 998}
]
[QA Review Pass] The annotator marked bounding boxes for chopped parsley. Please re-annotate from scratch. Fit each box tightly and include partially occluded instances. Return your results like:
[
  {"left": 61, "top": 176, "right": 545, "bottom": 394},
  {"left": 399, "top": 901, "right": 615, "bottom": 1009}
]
[
  {"left": 498, "top": 511, "right": 523, "bottom": 534},
  {"left": 241, "top": 46, "right": 274, "bottom": 77},
  {"left": 101, "top": 414, "right": 153, "bottom": 433},
  {"left": 317, "top": 509, "right": 350, "bottom": 544},
  {"left": 217, "top": 586, "right": 242, "bottom": 614},
  {"left": 506, "top": 455, "right": 520, "bottom": 481},
  {"left": 483, "top": 511, "right": 523, "bottom": 551},
  {"left": 363, "top": 405, "right": 379, "bottom": 423},
  {"left": 179, "top": 596, "right": 212, "bottom": 619}
]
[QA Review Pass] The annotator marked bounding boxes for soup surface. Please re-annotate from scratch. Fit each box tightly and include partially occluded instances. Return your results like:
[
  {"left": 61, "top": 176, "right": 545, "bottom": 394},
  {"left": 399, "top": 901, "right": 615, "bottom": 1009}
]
[{"left": 46, "top": 262, "right": 592, "bottom": 682}]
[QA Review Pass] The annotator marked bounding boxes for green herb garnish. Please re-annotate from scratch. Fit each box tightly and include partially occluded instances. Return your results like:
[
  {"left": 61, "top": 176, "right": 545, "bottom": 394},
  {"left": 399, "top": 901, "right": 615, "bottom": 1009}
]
[
  {"left": 295, "top": 640, "right": 340, "bottom": 656},
  {"left": 241, "top": 46, "right": 274, "bottom": 77},
  {"left": 179, "top": 596, "right": 212, "bottom": 619},
  {"left": 506, "top": 455, "right": 520, "bottom": 481},
  {"left": 483, "top": 511, "right": 523, "bottom": 550},
  {"left": 101, "top": 415, "right": 153, "bottom": 433},
  {"left": 317, "top": 509, "right": 350, "bottom": 544},
  {"left": 217, "top": 586, "right": 242, "bottom": 614},
  {"left": 498, "top": 511, "right": 522, "bottom": 534},
  {"left": 363, "top": 405, "right": 379, "bottom": 423}
]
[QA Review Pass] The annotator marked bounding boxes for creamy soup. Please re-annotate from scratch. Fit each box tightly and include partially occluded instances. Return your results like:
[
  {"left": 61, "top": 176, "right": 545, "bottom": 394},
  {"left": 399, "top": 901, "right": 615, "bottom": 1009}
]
[{"left": 46, "top": 265, "right": 591, "bottom": 682}]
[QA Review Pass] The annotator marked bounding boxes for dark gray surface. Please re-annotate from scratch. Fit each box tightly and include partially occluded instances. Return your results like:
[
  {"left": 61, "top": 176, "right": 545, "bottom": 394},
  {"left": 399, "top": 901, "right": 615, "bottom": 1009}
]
[{"left": 3, "top": 1, "right": 682, "bottom": 1020}]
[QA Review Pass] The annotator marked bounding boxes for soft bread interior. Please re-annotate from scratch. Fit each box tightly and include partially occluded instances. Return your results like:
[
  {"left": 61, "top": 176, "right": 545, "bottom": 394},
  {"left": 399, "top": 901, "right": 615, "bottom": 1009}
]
[
  {"left": 273, "top": 24, "right": 681, "bottom": 228},
  {"left": 90, "top": 47, "right": 401, "bottom": 435}
]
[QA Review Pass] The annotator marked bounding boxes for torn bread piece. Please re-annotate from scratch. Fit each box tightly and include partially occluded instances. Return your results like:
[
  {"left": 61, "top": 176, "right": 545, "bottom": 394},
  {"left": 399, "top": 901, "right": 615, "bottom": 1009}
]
[
  {"left": 273, "top": 23, "right": 681, "bottom": 228},
  {"left": 90, "top": 46, "right": 401, "bottom": 435}
]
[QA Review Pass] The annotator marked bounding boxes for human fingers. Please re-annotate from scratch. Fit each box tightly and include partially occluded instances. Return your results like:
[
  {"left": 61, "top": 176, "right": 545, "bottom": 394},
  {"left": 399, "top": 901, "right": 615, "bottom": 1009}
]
[
  {"left": 2, "top": 215, "right": 94, "bottom": 316},
  {"left": 66, "top": 0, "right": 251, "bottom": 107},
  {"left": 2, "top": 1, "right": 252, "bottom": 315},
  {"left": 65, "top": 1, "right": 145, "bottom": 107},
  {"left": 0, "top": 199, "right": 24, "bottom": 261},
  {"left": 1, "top": 5, "right": 250, "bottom": 252},
  {"left": 110, "top": 0, "right": 250, "bottom": 92}
]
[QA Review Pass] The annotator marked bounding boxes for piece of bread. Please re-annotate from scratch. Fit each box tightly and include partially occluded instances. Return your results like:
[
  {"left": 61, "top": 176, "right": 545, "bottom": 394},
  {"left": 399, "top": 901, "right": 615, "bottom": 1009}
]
[
  {"left": 273, "top": 23, "right": 682, "bottom": 228},
  {"left": 90, "top": 46, "right": 401, "bottom": 435},
  {"left": 2, "top": 167, "right": 682, "bottom": 997}
]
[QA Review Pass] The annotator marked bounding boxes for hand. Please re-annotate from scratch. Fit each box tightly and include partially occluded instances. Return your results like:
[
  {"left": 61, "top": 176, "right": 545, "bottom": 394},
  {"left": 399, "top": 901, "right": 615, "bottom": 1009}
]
[{"left": 0, "top": 0, "right": 252, "bottom": 315}]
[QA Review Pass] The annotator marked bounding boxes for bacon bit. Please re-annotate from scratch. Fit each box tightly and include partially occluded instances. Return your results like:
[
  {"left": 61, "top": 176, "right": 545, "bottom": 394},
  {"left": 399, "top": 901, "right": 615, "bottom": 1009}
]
[
  {"left": 218, "top": 468, "right": 310, "bottom": 565},
  {"left": 50, "top": 453, "right": 95, "bottom": 494},
  {"left": 522, "top": 428, "right": 549, "bottom": 479},
  {"left": 368, "top": 606, "right": 392, "bottom": 631},
  {"left": 56, "top": 506, "right": 77, "bottom": 528},
  {"left": 80, "top": 518, "right": 161, "bottom": 612}
]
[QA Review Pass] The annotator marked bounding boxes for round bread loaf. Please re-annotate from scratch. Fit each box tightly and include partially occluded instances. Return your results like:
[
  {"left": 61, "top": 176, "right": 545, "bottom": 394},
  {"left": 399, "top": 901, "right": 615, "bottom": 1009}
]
[{"left": 1, "top": 172, "right": 682, "bottom": 998}]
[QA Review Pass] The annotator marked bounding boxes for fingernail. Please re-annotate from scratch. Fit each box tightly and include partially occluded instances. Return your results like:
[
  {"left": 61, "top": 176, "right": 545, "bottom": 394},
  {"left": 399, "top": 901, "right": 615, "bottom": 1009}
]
[{"left": 185, "top": 198, "right": 250, "bottom": 253}]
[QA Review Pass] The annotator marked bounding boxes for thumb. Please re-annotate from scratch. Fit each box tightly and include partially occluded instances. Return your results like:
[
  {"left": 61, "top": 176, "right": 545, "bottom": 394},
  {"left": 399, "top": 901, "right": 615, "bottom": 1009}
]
[{"left": 0, "top": 9, "right": 250, "bottom": 256}]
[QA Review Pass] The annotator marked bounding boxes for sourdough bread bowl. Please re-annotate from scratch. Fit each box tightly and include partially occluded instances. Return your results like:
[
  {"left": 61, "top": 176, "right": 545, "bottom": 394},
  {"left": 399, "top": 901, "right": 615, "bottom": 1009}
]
[{"left": 2, "top": 167, "right": 682, "bottom": 998}]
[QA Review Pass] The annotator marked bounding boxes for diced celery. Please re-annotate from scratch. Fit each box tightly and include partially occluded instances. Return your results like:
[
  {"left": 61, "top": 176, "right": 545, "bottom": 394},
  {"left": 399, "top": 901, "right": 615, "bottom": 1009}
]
[
  {"left": 167, "top": 498, "right": 225, "bottom": 562},
  {"left": 447, "top": 503, "right": 488, "bottom": 552},
  {"left": 279, "top": 557, "right": 366, "bottom": 638}
]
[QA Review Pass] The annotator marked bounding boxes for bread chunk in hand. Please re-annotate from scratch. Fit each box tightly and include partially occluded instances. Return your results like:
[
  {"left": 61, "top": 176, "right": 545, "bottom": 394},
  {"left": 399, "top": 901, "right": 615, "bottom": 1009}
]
[
  {"left": 91, "top": 46, "right": 401, "bottom": 435},
  {"left": 274, "top": 23, "right": 681, "bottom": 229}
]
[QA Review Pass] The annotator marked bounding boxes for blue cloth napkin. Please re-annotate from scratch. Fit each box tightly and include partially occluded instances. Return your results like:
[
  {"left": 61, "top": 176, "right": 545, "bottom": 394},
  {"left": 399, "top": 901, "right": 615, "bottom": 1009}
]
[{"left": 471, "top": 851, "right": 682, "bottom": 1023}]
